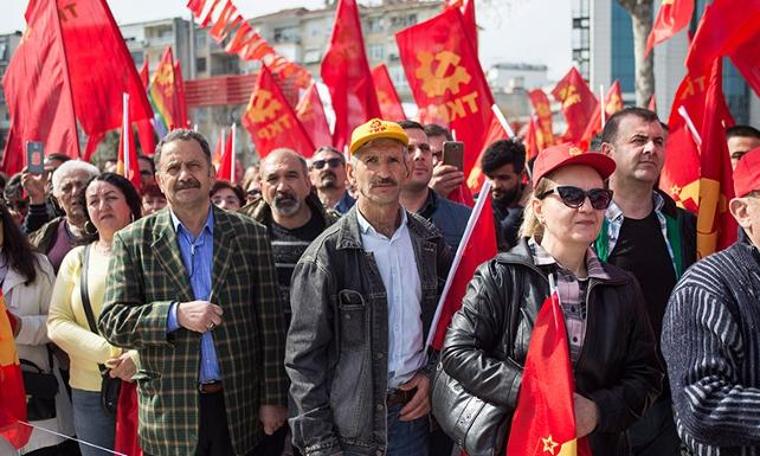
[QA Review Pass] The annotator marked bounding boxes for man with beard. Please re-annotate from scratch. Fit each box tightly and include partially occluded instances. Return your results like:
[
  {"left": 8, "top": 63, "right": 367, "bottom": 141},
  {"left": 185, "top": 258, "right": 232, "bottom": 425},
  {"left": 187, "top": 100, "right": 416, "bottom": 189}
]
[
  {"left": 308, "top": 146, "right": 355, "bottom": 214},
  {"left": 481, "top": 139, "right": 526, "bottom": 250},
  {"left": 239, "top": 148, "right": 337, "bottom": 455},
  {"left": 287, "top": 119, "right": 452, "bottom": 455},
  {"left": 596, "top": 107, "right": 696, "bottom": 455},
  {"left": 398, "top": 120, "right": 471, "bottom": 250}
]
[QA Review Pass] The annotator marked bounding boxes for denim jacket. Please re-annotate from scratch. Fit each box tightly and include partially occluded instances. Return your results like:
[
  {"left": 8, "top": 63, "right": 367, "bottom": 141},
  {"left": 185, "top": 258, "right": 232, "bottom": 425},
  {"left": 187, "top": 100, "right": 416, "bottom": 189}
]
[{"left": 286, "top": 206, "right": 452, "bottom": 456}]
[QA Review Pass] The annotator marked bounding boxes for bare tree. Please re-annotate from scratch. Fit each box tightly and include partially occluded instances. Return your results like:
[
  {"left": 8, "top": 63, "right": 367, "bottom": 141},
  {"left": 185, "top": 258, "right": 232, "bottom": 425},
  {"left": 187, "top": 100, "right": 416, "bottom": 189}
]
[{"left": 617, "top": 0, "right": 655, "bottom": 107}]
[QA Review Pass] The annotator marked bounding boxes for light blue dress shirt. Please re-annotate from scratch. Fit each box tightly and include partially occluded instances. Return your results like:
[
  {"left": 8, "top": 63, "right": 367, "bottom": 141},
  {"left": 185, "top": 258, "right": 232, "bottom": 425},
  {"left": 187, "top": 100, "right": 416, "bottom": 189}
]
[
  {"left": 166, "top": 207, "right": 222, "bottom": 384},
  {"left": 356, "top": 209, "right": 424, "bottom": 389}
]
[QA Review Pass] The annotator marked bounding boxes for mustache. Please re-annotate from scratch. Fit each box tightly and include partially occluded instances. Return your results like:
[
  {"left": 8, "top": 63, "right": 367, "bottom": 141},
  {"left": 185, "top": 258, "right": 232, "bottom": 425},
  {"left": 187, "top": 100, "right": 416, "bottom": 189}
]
[
  {"left": 174, "top": 179, "right": 201, "bottom": 190},
  {"left": 274, "top": 192, "right": 297, "bottom": 205},
  {"left": 371, "top": 177, "right": 398, "bottom": 187}
]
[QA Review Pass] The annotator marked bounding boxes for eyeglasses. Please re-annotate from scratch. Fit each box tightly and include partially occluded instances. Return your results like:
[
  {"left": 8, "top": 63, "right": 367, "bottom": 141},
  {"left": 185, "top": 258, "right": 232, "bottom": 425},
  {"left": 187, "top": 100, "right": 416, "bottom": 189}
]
[
  {"left": 537, "top": 186, "right": 613, "bottom": 210},
  {"left": 311, "top": 158, "right": 343, "bottom": 170}
]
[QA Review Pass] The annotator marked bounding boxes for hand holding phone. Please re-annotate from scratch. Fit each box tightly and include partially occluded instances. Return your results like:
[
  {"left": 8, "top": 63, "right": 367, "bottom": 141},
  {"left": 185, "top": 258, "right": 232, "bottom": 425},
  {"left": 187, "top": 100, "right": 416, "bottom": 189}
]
[{"left": 442, "top": 141, "right": 464, "bottom": 171}]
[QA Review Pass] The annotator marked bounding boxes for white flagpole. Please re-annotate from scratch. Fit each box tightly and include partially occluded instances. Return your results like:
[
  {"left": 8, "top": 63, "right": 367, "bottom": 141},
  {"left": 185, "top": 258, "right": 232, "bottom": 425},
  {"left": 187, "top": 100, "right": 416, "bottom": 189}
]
[
  {"left": 491, "top": 104, "right": 515, "bottom": 138},
  {"left": 122, "top": 92, "right": 130, "bottom": 175},
  {"left": 425, "top": 179, "right": 492, "bottom": 349},
  {"left": 193, "top": 123, "right": 199, "bottom": 132},
  {"left": 230, "top": 123, "right": 237, "bottom": 183},
  {"left": 677, "top": 106, "right": 703, "bottom": 147},
  {"left": 599, "top": 84, "right": 606, "bottom": 128}
]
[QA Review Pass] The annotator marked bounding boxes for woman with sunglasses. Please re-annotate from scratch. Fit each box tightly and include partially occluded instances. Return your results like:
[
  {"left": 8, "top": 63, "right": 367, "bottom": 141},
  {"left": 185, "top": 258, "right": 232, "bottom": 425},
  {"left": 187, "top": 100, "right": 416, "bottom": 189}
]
[{"left": 439, "top": 144, "right": 662, "bottom": 454}]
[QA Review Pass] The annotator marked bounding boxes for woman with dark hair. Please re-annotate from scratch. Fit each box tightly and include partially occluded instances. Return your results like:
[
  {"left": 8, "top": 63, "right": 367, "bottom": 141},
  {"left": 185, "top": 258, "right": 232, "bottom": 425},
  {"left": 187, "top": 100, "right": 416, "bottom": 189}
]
[
  {"left": 210, "top": 179, "right": 245, "bottom": 211},
  {"left": 47, "top": 173, "right": 141, "bottom": 456},
  {"left": 438, "top": 145, "right": 662, "bottom": 455},
  {"left": 0, "top": 203, "right": 77, "bottom": 455}
]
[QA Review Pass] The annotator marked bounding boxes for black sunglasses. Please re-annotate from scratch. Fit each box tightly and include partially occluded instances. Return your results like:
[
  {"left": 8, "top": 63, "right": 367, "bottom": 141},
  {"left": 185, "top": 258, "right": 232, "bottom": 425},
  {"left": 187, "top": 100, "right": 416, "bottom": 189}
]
[
  {"left": 311, "top": 158, "right": 343, "bottom": 170},
  {"left": 537, "top": 186, "right": 613, "bottom": 210}
]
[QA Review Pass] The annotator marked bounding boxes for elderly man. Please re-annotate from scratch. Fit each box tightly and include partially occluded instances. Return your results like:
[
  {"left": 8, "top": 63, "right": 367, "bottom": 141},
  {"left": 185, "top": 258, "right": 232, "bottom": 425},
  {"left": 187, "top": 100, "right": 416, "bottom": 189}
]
[
  {"left": 240, "top": 148, "right": 337, "bottom": 455},
  {"left": 98, "top": 129, "right": 288, "bottom": 456},
  {"left": 727, "top": 125, "right": 760, "bottom": 170},
  {"left": 287, "top": 119, "right": 452, "bottom": 456},
  {"left": 598, "top": 107, "right": 696, "bottom": 455},
  {"left": 662, "top": 145, "right": 760, "bottom": 455},
  {"left": 308, "top": 146, "right": 354, "bottom": 214},
  {"left": 28, "top": 159, "right": 100, "bottom": 272},
  {"left": 398, "top": 120, "right": 471, "bottom": 250}
]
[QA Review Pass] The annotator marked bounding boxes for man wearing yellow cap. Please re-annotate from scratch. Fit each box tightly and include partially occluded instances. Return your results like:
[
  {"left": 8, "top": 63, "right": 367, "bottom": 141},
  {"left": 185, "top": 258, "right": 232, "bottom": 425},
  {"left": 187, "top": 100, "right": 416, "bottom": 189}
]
[{"left": 286, "top": 119, "right": 452, "bottom": 456}]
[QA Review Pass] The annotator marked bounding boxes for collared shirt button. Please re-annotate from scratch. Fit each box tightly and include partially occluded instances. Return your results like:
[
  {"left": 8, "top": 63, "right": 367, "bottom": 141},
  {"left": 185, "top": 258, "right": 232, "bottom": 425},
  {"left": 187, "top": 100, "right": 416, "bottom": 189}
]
[{"left": 376, "top": 403, "right": 384, "bottom": 411}]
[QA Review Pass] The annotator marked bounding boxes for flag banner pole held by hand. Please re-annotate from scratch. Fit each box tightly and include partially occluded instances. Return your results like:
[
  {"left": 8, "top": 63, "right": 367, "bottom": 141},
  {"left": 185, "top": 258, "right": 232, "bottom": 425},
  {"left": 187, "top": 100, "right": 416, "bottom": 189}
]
[{"left": 426, "top": 179, "right": 497, "bottom": 350}]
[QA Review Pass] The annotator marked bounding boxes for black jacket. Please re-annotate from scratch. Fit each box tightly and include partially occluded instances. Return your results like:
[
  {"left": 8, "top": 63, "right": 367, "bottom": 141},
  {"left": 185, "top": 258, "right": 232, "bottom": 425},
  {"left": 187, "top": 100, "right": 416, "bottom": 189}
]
[{"left": 441, "top": 239, "right": 663, "bottom": 455}]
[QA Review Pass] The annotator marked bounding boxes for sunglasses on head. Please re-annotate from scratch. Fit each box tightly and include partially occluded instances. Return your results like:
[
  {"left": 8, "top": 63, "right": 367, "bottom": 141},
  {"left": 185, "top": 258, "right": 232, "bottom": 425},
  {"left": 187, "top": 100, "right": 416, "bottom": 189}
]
[
  {"left": 311, "top": 158, "right": 343, "bottom": 170},
  {"left": 537, "top": 186, "right": 613, "bottom": 210}
]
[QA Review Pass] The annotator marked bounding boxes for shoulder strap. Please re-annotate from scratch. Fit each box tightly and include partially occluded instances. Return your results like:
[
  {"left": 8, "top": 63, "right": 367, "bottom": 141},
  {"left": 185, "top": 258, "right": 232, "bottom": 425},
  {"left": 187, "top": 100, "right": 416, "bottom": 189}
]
[{"left": 79, "top": 245, "right": 98, "bottom": 334}]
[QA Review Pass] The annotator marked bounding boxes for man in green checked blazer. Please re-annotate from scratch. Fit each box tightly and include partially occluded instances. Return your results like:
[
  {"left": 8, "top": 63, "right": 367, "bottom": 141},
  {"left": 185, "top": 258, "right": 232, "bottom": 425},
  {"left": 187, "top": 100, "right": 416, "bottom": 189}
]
[{"left": 99, "top": 129, "right": 288, "bottom": 456}]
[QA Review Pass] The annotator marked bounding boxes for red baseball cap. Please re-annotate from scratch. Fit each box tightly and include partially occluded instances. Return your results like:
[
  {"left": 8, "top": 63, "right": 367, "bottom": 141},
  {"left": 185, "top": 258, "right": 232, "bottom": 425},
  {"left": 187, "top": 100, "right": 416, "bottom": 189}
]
[
  {"left": 733, "top": 145, "right": 760, "bottom": 197},
  {"left": 532, "top": 143, "right": 616, "bottom": 184}
]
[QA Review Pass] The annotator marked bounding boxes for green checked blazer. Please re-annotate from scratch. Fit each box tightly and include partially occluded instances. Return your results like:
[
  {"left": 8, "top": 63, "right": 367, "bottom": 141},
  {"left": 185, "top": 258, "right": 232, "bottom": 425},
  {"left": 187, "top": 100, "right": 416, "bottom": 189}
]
[{"left": 98, "top": 206, "right": 288, "bottom": 456}]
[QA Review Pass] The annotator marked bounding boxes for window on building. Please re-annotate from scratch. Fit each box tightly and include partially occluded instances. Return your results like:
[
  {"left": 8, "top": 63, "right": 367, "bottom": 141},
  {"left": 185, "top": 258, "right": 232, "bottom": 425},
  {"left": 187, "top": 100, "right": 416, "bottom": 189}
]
[
  {"left": 390, "top": 14, "right": 417, "bottom": 29},
  {"left": 131, "top": 51, "right": 144, "bottom": 67},
  {"left": 368, "top": 44, "right": 384, "bottom": 60},
  {"left": 274, "top": 26, "right": 299, "bottom": 44},
  {"left": 0, "top": 43, "right": 7, "bottom": 62},
  {"left": 196, "top": 57, "right": 207, "bottom": 73},
  {"left": 195, "top": 30, "right": 207, "bottom": 48},
  {"left": 390, "top": 66, "right": 409, "bottom": 90},
  {"left": 366, "top": 17, "right": 384, "bottom": 33}
]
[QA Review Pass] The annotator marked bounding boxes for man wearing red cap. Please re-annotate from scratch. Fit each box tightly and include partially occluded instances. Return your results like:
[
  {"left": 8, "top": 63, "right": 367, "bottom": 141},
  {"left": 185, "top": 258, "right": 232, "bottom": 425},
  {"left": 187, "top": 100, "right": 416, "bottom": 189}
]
[
  {"left": 597, "top": 107, "right": 696, "bottom": 455},
  {"left": 662, "top": 145, "right": 760, "bottom": 455}
]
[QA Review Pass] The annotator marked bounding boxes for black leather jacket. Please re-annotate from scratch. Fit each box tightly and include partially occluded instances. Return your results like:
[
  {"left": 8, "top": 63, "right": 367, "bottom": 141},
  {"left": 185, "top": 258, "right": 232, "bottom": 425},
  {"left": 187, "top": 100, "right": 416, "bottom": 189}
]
[
  {"left": 441, "top": 239, "right": 663, "bottom": 455},
  {"left": 286, "top": 206, "right": 452, "bottom": 455}
]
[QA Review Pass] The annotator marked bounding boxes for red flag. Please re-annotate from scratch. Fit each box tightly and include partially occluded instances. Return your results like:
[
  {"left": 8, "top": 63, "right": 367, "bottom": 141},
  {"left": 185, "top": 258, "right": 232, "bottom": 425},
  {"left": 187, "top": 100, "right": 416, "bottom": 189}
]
[
  {"left": 429, "top": 182, "right": 497, "bottom": 350},
  {"left": 136, "top": 57, "right": 157, "bottom": 156},
  {"left": 295, "top": 81, "right": 332, "bottom": 149},
  {"left": 0, "top": 291, "right": 32, "bottom": 449},
  {"left": 211, "top": 129, "right": 224, "bottom": 169},
  {"left": 187, "top": 0, "right": 206, "bottom": 16},
  {"left": 216, "top": 129, "right": 234, "bottom": 181},
  {"left": 83, "top": 131, "right": 105, "bottom": 162},
  {"left": 371, "top": 64, "right": 406, "bottom": 121},
  {"left": 645, "top": 0, "right": 694, "bottom": 56},
  {"left": 695, "top": 59, "right": 737, "bottom": 257},
  {"left": 685, "top": 0, "right": 760, "bottom": 74},
  {"left": 149, "top": 47, "right": 180, "bottom": 131},
  {"left": 321, "top": 0, "right": 381, "bottom": 150},
  {"left": 114, "top": 382, "right": 142, "bottom": 456},
  {"left": 467, "top": 112, "right": 510, "bottom": 192},
  {"left": 117, "top": 95, "right": 142, "bottom": 193},
  {"left": 461, "top": 0, "right": 477, "bottom": 53},
  {"left": 525, "top": 115, "right": 541, "bottom": 162},
  {"left": 1, "top": 0, "right": 79, "bottom": 175},
  {"left": 527, "top": 89, "right": 556, "bottom": 148},
  {"left": 648, "top": 93, "right": 657, "bottom": 113},
  {"left": 209, "top": 0, "right": 242, "bottom": 41},
  {"left": 242, "top": 66, "right": 315, "bottom": 159},
  {"left": 729, "top": 28, "right": 760, "bottom": 98},
  {"left": 58, "top": 0, "right": 154, "bottom": 136},
  {"left": 396, "top": 7, "right": 495, "bottom": 177},
  {"left": 579, "top": 80, "right": 624, "bottom": 149},
  {"left": 506, "top": 284, "right": 592, "bottom": 456},
  {"left": 551, "top": 67, "right": 599, "bottom": 144},
  {"left": 174, "top": 60, "right": 189, "bottom": 128}
]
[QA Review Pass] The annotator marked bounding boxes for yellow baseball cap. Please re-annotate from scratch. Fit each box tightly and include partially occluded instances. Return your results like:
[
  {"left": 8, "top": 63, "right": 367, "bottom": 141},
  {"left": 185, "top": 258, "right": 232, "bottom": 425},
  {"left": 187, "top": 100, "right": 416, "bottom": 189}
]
[{"left": 349, "top": 118, "right": 409, "bottom": 155}]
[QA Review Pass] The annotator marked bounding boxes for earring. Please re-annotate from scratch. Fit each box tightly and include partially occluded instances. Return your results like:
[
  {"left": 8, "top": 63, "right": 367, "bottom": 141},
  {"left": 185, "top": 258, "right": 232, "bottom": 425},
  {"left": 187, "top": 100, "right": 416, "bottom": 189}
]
[{"left": 84, "top": 221, "right": 98, "bottom": 235}]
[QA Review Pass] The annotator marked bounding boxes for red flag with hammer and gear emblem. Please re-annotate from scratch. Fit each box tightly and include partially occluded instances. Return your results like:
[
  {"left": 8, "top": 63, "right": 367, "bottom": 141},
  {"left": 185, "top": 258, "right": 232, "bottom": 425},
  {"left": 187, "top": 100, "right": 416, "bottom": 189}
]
[
  {"left": 295, "top": 81, "right": 332, "bottom": 150},
  {"left": 371, "top": 64, "right": 406, "bottom": 121},
  {"left": 528, "top": 89, "right": 556, "bottom": 149},
  {"left": 506, "top": 281, "right": 592, "bottom": 456},
  {"left": 242, "top": 65, "right": 315, "bottom": 160},
  {"left": 396, "top": 6, "right": 495, "bottom": 179},
  {"left": 645, "top": 0, "right": 694, "bottom": 56},
  {"left": 579, "top": 80, "right": 624, "bottom": 150},
  {"left": 551, "top": 67, "right": 599, "bottom": 145},
  {"left": 729, "top": 28, "right": 760, "bottom": 98},
  {"left": 321, "top": 0, "right": 381, "bottom": 150}
]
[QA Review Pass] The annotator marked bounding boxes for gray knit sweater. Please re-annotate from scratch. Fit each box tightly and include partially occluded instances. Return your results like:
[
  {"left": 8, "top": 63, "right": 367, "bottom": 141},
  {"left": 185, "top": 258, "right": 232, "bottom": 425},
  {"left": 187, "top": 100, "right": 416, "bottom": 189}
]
[{"left": 662, "top": 238, "right": 760, "bottom": 456}]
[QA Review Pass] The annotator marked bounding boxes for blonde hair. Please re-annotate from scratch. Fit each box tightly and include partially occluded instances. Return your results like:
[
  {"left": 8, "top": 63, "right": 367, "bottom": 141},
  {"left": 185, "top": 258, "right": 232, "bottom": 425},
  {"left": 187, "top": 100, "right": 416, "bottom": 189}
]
[{"left": 518, "top": 176, "right": 553, "bottom": 241}]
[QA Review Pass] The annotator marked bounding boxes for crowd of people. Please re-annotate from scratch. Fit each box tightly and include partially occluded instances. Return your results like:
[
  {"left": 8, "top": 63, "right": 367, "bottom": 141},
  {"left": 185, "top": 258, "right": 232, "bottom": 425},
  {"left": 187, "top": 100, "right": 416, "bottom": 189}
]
[{"left": 1, "top": 111, "right": 760, "bottom": 456}]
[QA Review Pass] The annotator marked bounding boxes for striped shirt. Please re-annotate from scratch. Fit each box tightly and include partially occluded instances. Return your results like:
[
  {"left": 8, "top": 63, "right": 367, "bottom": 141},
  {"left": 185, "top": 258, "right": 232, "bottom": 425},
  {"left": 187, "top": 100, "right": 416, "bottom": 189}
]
[
  {"left": 528, "top": 238, "right": 609, "bottom": 363},
  {"left": 663, "top": 239, "right": 760, "bottom": 455}
]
